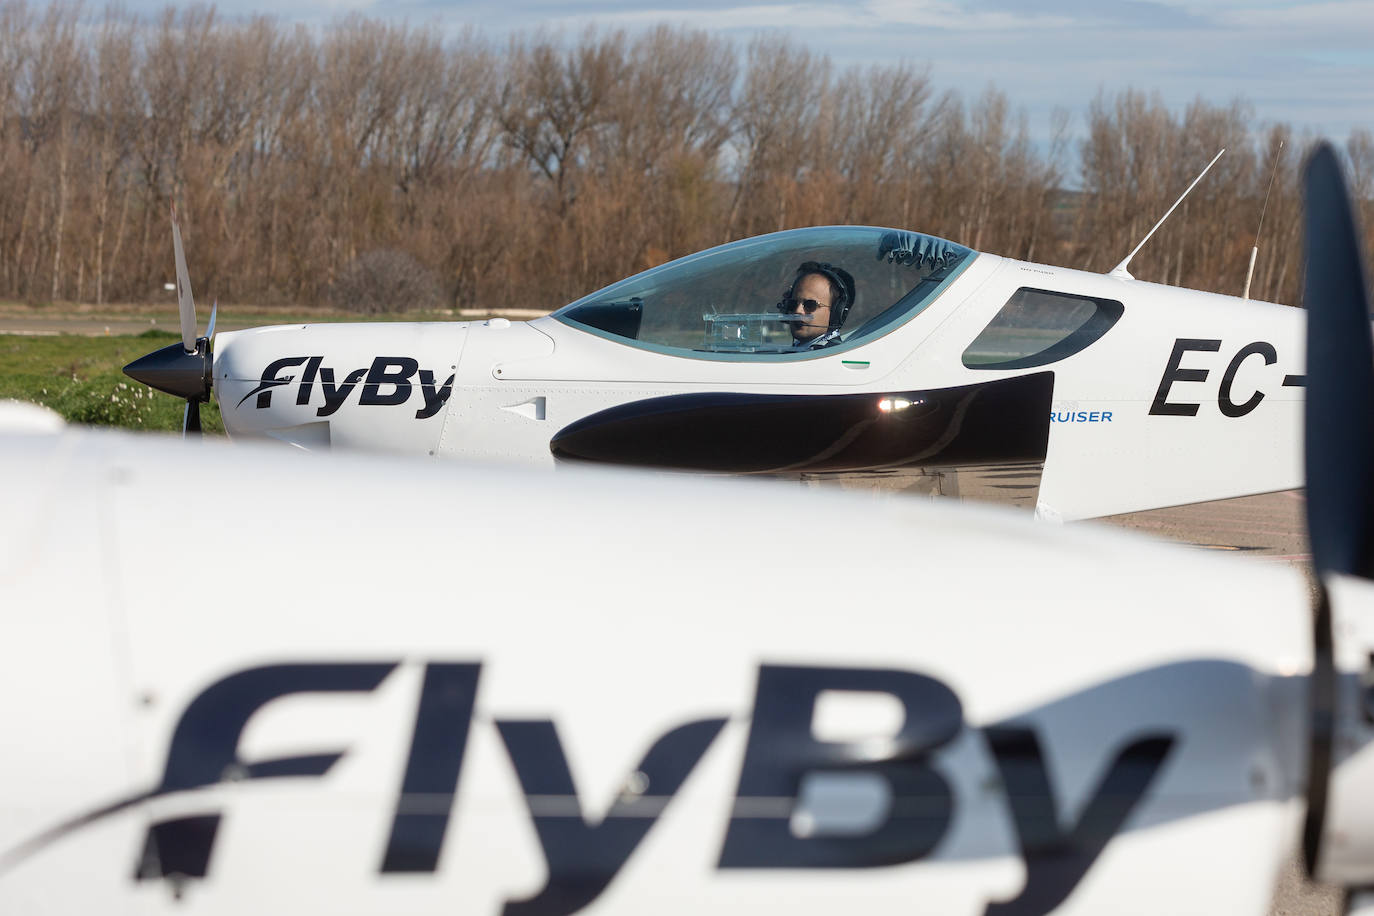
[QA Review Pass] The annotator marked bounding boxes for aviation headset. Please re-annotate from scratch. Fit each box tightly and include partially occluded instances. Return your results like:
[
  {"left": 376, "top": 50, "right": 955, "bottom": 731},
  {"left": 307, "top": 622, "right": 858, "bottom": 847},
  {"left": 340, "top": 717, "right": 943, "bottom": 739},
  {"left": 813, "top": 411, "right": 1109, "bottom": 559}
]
[{"left": 777, "top": 261, "right": 857, "bottom": 334}]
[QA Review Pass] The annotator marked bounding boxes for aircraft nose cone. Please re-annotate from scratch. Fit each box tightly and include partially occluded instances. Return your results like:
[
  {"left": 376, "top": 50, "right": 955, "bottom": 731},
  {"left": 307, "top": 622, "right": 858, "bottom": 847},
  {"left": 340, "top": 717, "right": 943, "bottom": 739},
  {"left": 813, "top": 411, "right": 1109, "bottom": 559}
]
[{"left": 124, "top": 340, "right": 212, "bottom": 401}]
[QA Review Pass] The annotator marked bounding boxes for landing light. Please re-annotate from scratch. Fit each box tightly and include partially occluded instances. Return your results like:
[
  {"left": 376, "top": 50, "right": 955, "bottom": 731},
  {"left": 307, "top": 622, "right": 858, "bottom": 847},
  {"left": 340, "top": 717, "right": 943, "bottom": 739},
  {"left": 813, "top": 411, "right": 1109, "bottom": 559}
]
[{"left": 878, "top": 397, "right": 916, "bottom": 413}]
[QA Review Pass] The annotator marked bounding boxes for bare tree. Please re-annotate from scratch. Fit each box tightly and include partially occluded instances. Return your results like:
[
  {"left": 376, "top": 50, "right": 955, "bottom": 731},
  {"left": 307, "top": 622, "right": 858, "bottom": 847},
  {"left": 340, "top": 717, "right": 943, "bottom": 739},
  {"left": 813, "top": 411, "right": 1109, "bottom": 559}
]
[
  {"left": 498, "top": 29, "right": 627, "bottom": 218},
  {"left": 0, "top": 0, "right": 33, "bottom": 291},
  {"left": 727, "top": 35, "right": 829, "bottom": 237},
  {"left": 831, "top": 62, "right": 937, "bottom": 226},
  {"left": 1348, "top": 129, "right": 1374, "bottom": 249},
  {"left": 20, "top": 0, "right": 84, "bottom": 301},
  {"left": 0, "top": 8, "right": 1361, "bottom": 314},
  {"left": 88, "top": 5, "right": 137, "bottom": 305}
]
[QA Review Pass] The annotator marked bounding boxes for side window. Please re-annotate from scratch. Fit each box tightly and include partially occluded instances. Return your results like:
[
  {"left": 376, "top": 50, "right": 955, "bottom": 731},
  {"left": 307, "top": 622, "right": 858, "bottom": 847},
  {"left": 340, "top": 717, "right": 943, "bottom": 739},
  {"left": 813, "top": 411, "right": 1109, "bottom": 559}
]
[{"left": 962, "top": 288, "right": 1124, "bottom": 370}]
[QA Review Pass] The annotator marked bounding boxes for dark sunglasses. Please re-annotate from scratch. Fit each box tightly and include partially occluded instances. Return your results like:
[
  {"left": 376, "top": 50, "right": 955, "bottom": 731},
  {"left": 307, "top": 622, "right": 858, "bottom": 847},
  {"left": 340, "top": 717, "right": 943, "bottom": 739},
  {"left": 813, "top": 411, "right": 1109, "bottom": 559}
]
[{"left": 777, "top": 296, "right": 830, "bottom": 314}]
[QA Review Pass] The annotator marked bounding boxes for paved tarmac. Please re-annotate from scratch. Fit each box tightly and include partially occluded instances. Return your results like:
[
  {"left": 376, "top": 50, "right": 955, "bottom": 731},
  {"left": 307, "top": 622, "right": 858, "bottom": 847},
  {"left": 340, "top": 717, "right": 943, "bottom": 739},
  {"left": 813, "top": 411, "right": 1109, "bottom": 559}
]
[{"left": 1101, "top": 488, "right": 1308, "bottom": 559}]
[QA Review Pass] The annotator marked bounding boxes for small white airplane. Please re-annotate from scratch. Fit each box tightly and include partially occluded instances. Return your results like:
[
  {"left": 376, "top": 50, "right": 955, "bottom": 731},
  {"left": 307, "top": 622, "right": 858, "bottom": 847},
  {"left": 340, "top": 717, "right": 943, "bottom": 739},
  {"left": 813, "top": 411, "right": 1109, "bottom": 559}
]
[
  {"left": 1, "top": 143, "right": 1372, "bottom": 914},
  {"left": 125, "top": 153, "right": 1310, "bottom": 521}
]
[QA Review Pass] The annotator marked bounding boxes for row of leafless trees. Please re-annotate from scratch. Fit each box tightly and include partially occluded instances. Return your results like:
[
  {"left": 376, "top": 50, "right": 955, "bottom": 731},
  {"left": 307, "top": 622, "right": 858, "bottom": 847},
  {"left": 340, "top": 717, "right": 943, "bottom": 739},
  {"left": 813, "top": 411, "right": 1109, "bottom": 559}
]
[{"left": 0, "top": 3, "right": 1370, "bottom": 313}]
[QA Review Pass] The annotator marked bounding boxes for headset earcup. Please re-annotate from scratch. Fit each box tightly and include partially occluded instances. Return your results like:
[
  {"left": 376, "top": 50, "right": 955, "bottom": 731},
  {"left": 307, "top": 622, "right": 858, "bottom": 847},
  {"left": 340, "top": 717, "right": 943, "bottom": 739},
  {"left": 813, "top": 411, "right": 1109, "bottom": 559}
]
[{"left": 831, "top": 265, "right": 857, "bottom": 331}]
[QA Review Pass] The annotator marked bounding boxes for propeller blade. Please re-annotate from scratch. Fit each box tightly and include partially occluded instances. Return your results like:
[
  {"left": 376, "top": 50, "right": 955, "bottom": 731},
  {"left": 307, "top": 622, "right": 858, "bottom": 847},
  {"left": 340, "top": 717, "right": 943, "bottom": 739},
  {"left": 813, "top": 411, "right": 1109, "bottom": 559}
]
[
  {"left": 183, "top": 399, "right": 202, "bottom": 437},
  {"left": 127, "top": 211, "right": 218, "bottom": 414},
  {"left": 1303, "top": 141, "right": 1374, "bottom": 579},
  {"left": 206, "top": 300, "right": 218, "bottom": 341},
  {"left": 170, "top": 202, "right": 197, "bottom": 354}
]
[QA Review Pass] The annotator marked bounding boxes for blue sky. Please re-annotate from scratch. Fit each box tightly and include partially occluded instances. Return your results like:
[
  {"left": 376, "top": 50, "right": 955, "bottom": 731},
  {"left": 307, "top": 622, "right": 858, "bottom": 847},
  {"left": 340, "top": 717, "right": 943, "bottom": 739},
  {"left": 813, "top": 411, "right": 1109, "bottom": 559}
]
[{"left": 125, "top": 1, "right": 1374, "bottom": 148}]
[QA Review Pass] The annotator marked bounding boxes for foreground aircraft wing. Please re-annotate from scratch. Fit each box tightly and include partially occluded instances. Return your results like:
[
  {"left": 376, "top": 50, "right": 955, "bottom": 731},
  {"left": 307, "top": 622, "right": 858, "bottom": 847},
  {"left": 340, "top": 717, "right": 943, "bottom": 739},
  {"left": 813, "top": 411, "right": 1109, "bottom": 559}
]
[{"left": 0, "top": 422, "right": 1323, "bottom": 915}]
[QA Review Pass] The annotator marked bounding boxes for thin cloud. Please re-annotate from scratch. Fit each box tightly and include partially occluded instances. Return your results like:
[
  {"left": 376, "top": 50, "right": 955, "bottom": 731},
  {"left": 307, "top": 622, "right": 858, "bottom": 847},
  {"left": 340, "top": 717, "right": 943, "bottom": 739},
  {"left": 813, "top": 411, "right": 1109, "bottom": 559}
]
[
  {"left": 91, "top": 0, "right": 1374, "bottom": 144},
  {"left": 965, "top": 0, "right": 1214, "bottom": 29}
]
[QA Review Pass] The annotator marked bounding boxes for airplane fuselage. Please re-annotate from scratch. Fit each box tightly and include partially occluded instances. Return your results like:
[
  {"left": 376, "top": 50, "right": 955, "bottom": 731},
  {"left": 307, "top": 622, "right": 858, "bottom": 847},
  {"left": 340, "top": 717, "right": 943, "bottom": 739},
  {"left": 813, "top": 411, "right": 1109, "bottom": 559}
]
[{"left": 214, "top": 251, "right": 1306, "bottom": 520}]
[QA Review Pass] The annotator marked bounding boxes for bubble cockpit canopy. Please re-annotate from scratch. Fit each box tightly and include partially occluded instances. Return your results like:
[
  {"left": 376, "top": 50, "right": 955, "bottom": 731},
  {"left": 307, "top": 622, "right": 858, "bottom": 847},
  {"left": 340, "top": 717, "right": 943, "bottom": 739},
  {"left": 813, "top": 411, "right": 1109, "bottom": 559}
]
[{"left": 552, "top": 227, "right": 975, "bottom": 360}]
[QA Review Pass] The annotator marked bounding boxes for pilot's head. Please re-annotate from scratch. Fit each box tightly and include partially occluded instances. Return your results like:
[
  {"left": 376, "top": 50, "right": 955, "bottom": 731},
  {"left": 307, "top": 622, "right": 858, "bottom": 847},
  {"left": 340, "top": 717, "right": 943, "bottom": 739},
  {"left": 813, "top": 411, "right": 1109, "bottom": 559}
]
[{"left": 780, "top": 261, "right": 855, "bottom": 344}]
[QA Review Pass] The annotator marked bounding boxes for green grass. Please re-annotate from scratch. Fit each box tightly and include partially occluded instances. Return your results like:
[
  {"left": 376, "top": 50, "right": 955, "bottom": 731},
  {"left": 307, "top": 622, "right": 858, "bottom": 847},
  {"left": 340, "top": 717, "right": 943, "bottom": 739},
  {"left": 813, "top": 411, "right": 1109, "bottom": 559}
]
[{"left": 0, "top": 332, "right": 224, "bottom": 434}]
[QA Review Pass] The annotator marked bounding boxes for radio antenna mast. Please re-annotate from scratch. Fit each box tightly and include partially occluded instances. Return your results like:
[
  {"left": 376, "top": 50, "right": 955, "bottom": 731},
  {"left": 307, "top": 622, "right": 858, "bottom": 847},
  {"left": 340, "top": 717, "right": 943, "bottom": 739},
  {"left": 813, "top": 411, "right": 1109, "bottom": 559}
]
[
  {"left": 1109, "top": 148, "right": 1225, "bottom": 280},
  {"left": 1243, "top": 140, "right": 1283, "bottom": 301}
]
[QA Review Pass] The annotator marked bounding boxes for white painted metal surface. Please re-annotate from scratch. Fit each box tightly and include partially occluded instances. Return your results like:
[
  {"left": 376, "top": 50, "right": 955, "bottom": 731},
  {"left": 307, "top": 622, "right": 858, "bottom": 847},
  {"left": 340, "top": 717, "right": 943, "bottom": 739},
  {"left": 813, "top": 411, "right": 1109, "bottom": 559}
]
[{"left": 0, "top": 426, "right": 1335, "bottom": 914}]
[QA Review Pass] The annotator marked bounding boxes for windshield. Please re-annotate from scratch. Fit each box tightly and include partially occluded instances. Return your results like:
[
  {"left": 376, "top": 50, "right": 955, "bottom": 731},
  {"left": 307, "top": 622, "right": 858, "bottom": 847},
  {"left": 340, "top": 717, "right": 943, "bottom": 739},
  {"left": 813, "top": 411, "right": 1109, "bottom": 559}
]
[{"left": 552, "top": 226, "right": 974, "bottom": 360}]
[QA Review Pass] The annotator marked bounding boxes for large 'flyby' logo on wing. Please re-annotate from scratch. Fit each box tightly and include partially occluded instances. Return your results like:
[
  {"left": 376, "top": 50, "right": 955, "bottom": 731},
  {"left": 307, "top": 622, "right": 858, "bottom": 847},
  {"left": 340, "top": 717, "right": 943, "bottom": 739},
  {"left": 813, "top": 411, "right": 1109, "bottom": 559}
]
[{"left": 0, "top": 661, "right": 1176, "bottom": 916}]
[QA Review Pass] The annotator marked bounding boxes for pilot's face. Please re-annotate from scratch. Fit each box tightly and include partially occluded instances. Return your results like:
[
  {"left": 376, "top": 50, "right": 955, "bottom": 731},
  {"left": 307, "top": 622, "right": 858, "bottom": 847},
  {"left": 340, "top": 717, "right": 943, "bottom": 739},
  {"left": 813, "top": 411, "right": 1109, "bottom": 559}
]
[{"left": 789, "top": 273, "right": 833, "bottom": 342}]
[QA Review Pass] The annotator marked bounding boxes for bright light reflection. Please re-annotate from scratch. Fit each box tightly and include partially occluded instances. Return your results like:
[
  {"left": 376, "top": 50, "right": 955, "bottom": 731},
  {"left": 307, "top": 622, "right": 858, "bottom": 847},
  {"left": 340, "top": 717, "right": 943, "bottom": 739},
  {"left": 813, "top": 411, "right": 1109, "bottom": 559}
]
[{"left": 878, "top": 397, "right": 914, "bottom": 413}]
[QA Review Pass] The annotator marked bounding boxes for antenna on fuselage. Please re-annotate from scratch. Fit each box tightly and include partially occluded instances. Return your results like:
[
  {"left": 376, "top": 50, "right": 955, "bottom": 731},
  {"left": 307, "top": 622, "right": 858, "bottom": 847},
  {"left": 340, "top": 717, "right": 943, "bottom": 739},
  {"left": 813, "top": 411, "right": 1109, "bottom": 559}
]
[
  {"left": 1109, "top": 148, "right": 1225, "bottom": 280},
  {"left": 1243, "top": 140, "right": 1284, "bottom": 301}
]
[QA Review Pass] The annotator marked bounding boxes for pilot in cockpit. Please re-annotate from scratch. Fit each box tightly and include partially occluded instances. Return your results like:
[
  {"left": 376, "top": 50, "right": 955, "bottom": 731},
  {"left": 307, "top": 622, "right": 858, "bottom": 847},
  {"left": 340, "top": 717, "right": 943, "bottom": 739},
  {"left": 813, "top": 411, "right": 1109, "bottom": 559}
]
[{"left": 777, "top": 261, "right": 856, "bottom": 350}]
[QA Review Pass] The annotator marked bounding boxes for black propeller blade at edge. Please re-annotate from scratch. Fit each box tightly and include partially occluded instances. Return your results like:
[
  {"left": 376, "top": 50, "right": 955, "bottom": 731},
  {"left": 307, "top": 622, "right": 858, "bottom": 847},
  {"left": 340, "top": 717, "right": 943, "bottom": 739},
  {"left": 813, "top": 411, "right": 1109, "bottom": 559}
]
[
  {"left": 183, "top": 399, "right": 201, "bottom": 436},
  {"left": 1301, "top": 140, "right": 1372, "bottom": 879},
  {"left": 1304, "top": 141, "right": 1374, "bottom": 580}
]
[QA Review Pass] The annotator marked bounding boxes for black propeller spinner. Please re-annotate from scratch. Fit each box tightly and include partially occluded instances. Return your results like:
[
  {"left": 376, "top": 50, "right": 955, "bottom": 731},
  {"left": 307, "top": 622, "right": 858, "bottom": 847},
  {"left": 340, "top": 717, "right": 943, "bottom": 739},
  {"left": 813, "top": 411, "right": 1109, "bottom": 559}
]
[
  {"left": 122, "top": 204, "right": 215, "bottom": 436},
  {"left": 122, "top": 335, "right": 212, "bottom": 433}
]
